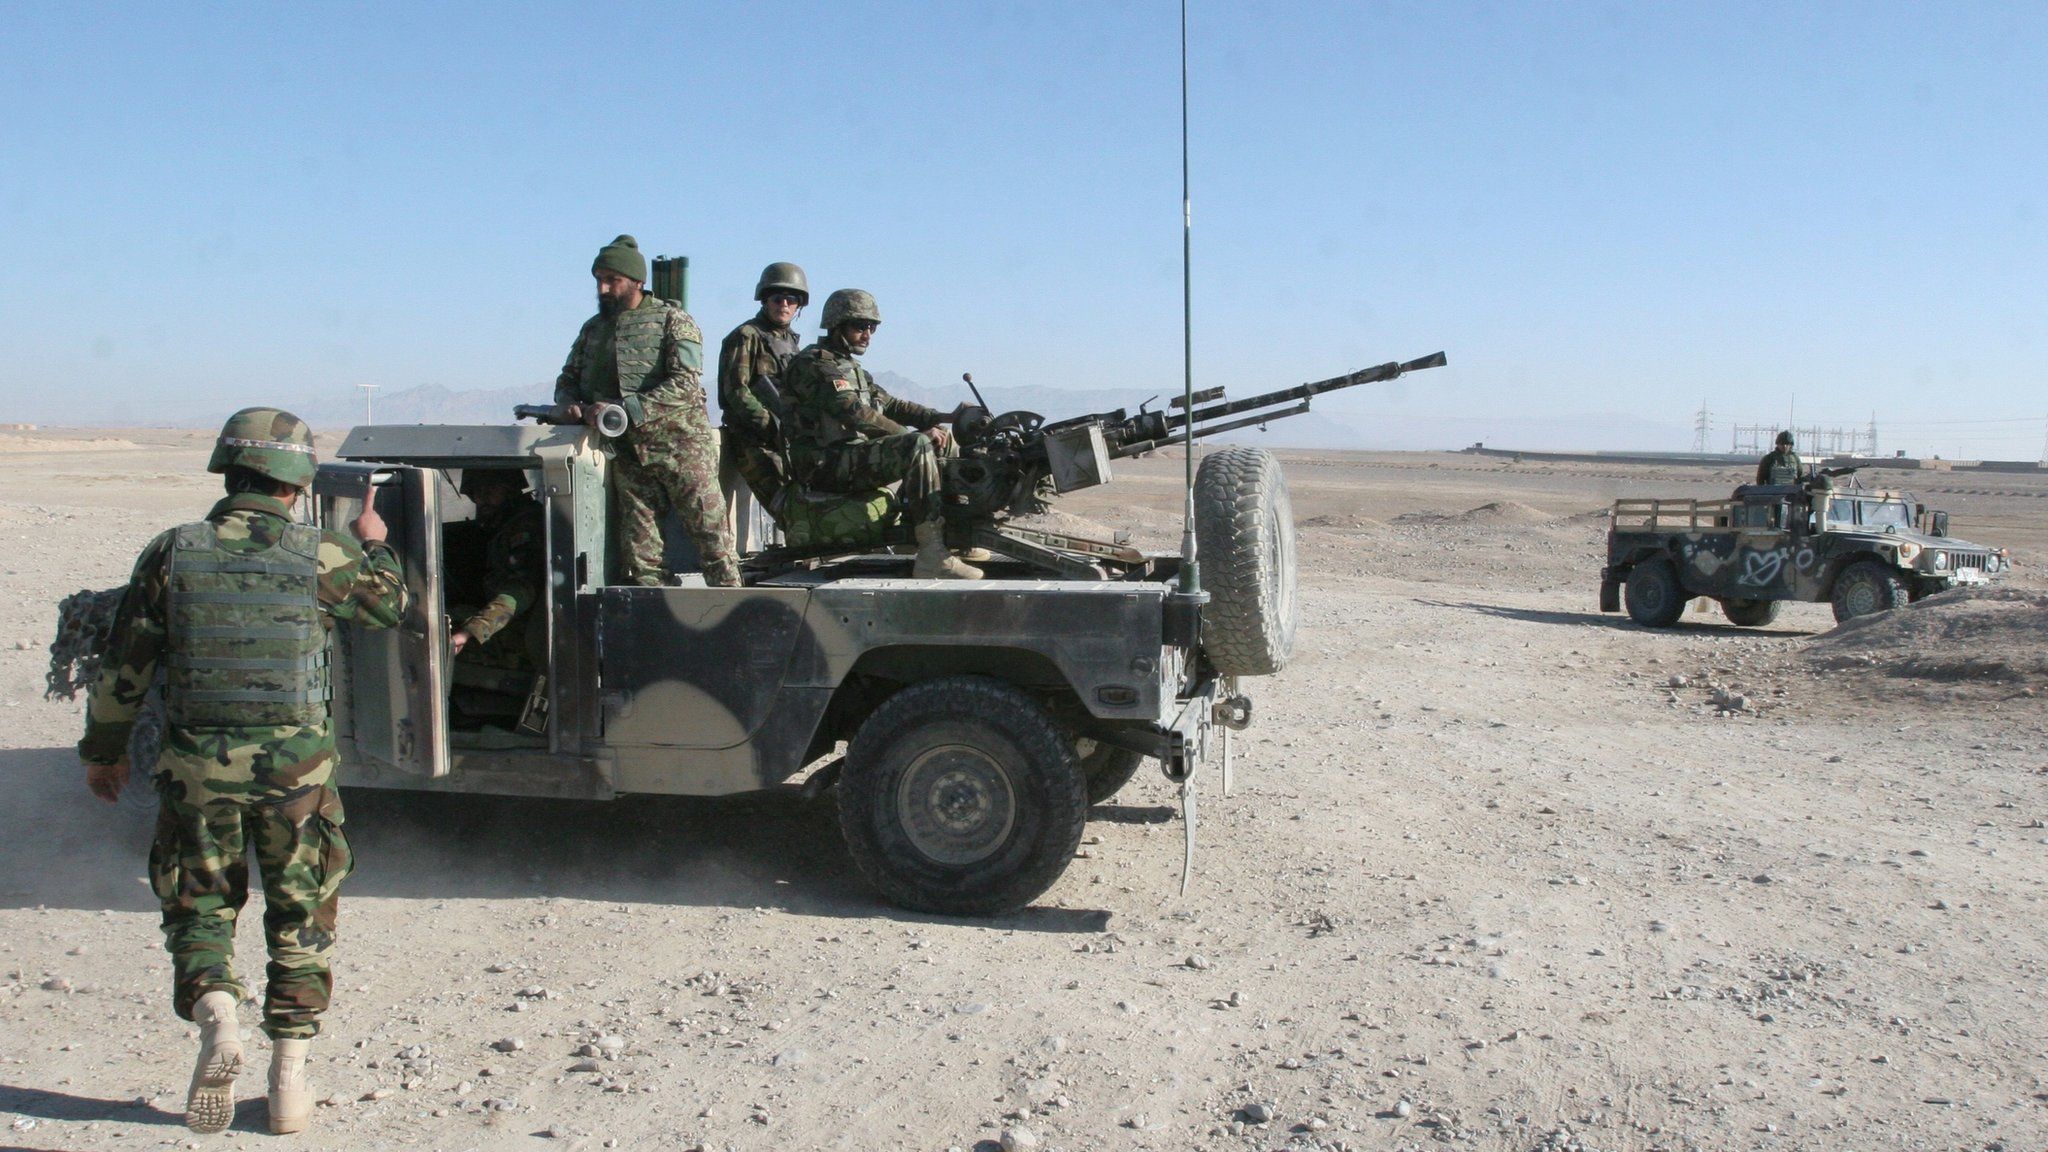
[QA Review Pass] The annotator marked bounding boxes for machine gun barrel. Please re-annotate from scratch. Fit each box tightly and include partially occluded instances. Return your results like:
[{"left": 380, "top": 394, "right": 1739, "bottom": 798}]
[{"left": 1108, "top": 351, "right": 1446, "bottom": 458}]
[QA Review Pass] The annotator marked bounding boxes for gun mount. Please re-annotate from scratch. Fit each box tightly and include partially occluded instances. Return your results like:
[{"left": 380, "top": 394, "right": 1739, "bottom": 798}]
[{"left": 942, "top": 351, "right": 1448, "bottom": 523}]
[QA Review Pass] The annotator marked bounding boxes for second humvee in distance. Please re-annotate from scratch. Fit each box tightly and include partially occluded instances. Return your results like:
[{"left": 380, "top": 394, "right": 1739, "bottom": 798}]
[
  {"left": 1601, "top": 477, "right": 2011, "bottom": 628},
  {"left": 313, "top": 422, "right": 1293, "bottom": 916}
]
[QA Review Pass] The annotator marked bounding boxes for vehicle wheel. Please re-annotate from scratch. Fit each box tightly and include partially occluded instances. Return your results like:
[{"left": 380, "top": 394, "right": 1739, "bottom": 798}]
[
  {"left": 1624, "top": 560, "right": 1686, "bottom": 627},
  {"left": 1721, "top": 598, "right": 1782, "bottom": 628},
  {"left": 1075, "top": 737, "right": 1145, "bottom": 806},
  {"left": 839, "top": 676, "right": 1087, "bottom": 916},
  {"left": 1194, "top": 446, "right": 1297, "bottom": 676},
  {"left": 1831, "top": 560, "right": 1908, "bottom": 622}
]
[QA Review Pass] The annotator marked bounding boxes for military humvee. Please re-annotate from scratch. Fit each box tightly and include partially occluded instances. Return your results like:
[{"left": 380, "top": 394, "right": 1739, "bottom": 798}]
[
  {"left": 305, "top": 422, "right": 1292, "bottom": 915},
  {"left": 1600, "top": 478, "right": 2011, "bottom": 628}
]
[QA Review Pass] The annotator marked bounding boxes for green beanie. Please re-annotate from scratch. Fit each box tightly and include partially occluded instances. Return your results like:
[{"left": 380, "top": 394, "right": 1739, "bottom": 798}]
[{"left": 593, "top": 234, "right": 647, "bottom": 283}]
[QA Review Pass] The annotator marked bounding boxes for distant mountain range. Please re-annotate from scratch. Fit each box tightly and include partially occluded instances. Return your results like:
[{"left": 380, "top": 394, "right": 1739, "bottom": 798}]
[{"left": 63, "top": 373, "right": 1689, "bottom": 454}]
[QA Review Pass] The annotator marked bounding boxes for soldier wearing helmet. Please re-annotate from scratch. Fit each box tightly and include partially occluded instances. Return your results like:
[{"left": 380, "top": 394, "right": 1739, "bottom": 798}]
[
  {"left": 716, "top": 262, "right": 809, "bottom": 509},
  {"left": 1756, "top": 430, "right": 1802, "bottom": 485},
  {"left": 76, "top": 407, "right": 408, "bottom": 1136},
  {"left": 551, "top": 234, "right": 740, "bottom": 587},
  {"left": 780, "top": 289, "right": 980, "bottom": 579}
]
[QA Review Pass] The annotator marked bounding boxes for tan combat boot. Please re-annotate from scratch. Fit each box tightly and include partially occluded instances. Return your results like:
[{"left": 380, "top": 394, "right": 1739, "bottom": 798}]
[
  {"left": 267, "top": 1037, "right": 313, "bottom": 1135},
  {"left": 957, "top": 545, "right": 995, "bottom": 563},
  {"left": 184, "top": 989, "right": 243, "bottom": 1133},
  {"left": 913, "top": 520, "right": 982, "bottom": 580}
]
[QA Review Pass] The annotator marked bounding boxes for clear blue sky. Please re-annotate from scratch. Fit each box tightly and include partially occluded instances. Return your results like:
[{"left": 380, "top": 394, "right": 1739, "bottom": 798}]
[{"left": 3, "top": 3, "right": 2044, "bottom": 457}]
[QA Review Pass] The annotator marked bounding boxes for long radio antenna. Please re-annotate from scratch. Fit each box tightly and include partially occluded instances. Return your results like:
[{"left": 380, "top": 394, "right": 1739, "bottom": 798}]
[{"left": 1176, "top": 0, "right": 1201, "bottom": 599}]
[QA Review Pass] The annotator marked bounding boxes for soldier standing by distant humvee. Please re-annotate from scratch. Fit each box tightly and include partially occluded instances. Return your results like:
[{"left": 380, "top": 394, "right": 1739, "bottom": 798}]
[
  {"left": 553, "top": 234, "right": 740, "bottom": 587},
  {"left": 76, "top": 408, "right": 408, "bottom": 1136},
  {"left": 780, "top": 289, "right": 980, "bottom": 579},
  {"left": 1756, "top": 430, "right": 1802, "bottom": 485},
  {"left": 717, "top": 262, "right": 808, "bottom": 510}
]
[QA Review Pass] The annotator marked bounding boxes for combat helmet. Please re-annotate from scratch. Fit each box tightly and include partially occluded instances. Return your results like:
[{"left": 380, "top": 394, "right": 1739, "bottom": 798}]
[
  {"left": 821, "top": 289, "right": 880, "bottom": 331},
  {"left": 207, "top": 407, "right": 317, "bottom": 488},
  {"left": 1776, "top": 430, "right": 1795, "bottom": 446},
  {"left": 754, "top": 262, "right": 809, "bottom": 305}
]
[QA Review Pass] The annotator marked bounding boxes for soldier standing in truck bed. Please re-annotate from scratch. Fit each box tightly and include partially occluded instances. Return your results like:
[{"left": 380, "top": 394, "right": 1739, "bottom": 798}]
[
  {"left": 1756, "top": 430, "right": 1802, "bottom": 485},
  {"left": 76, "top": 407, "right": 408, "bottom": 1136},
  {"left": 780, "top": 289, "right": 980, "bottom": 580},
  {"left": 553, "top": 234, "right": 740, "bottom": 587},
  {"left": 717, "top": 262, "right": 807, "bottom": 511}
]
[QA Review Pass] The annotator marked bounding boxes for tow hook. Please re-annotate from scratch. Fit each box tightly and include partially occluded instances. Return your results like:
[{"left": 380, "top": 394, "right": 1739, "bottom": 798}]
[{"left": 1213, "top": 694, "right": 1252, "bottom": 731}]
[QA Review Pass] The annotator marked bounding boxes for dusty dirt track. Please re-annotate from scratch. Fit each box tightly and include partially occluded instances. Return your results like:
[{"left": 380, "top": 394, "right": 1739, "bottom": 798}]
[{"left": 1, "top": 430, "right": 2044, "bottom": 1152}]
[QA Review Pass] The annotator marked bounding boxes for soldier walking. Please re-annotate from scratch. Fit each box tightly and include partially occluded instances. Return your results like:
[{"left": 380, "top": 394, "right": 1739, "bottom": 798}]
[
  {"left": 77, "top": 408, "right": 408, "bottom": 1135},
  {"left": 553, "top": 234, "right": 740, "bottom": 586},
  {"left": 1756, "top": 430, "right": 1801, "bottom": 485},
  {"left": 780, "top": 289, "right": 980, "bottom": 579},
  {"left": 718, "top": 262, "right": 808, "bottom": 510}
]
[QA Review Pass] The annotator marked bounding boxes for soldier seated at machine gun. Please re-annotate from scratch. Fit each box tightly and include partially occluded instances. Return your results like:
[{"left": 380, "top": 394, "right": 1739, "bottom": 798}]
[
  {"left": 443, "top": 468, "right": 547, "bottom": 733},
  {"left": 747, "top": 350, "right": 1449, "bottom": 581}
]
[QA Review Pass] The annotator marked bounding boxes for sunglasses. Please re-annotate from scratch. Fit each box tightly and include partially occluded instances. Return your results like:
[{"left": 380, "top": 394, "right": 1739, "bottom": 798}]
[
  {"left": 846, "top": 320, "right": 879, "bottom": 334},
  {"left": 765, "top": 292, "right": 805, "bottom": 306}
]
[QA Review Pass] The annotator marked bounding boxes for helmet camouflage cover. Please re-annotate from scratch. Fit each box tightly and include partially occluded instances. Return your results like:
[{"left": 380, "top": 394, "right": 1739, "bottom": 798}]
[
  {"left": 207, "top": 407, "right": 317, "bottom": 488},
  {"left": 754, "top": 262, "right": 809, "bottom": 304},
  {"left": 820, "top": 288, "right": 880, "bottom": 331},
  {"left": 1776, "top": 430, "right": 1795, "bottom": 446}
]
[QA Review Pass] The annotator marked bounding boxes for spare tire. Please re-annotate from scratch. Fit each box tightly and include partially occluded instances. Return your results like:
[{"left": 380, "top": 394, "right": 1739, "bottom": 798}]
[{"left": 1194, "top": 446, "right": 1297, "bottom": 676}]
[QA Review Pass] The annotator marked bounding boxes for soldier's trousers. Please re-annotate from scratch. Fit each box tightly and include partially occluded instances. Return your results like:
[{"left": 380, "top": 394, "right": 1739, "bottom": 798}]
[
  {"left": 614, "top": 406, "right": 740, "bottom": 587},
  {"left": 148, "top": 785, "right": 352, "bottom": 1039},
  {"left": 718, "top": 426, "right": 787, "bottom": 512},
  {"left": 805, "top": 432, "right": 944, "bottom": 525}
]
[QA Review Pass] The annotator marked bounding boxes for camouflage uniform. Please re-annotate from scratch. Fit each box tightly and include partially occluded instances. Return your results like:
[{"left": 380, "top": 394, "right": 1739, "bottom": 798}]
[
  {"left": 781, "top": 334, "right": 948, "bottom": 523},
  {"left": 717, "top": 315, "right": 801, "bottom": 510},
  {"left": 1756, "top": 447, "right": 1801, "bottom": 485},
  {"left": 453, "top": 494, "right": 545, "bottom": 653},
  {"left": 555, "top": 294, "right": 739, "bottom": 586},
  {"left": 78, "top": 492, "right": 408, "bottom": 1039}
]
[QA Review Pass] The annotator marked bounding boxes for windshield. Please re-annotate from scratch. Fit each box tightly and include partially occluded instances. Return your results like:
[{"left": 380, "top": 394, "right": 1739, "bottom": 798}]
[
  {"left": 1860, "top": 500, "right": 1911, "bottom": 529},
  {"left": 1826, "top": 498, "right": 1856, "bottom": 527}
]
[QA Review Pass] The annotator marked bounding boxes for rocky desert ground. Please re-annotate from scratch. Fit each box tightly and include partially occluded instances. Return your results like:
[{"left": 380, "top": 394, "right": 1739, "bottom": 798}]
[{"left": 1, "top": 429, "right": 2043, "bottom": 1152}]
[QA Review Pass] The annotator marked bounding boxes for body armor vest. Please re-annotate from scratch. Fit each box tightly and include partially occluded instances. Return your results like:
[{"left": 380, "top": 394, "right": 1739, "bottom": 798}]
[
  {"left": 788, "top": 350, "right": 878, "bottom": 451},
  {"left": 612, "top": 301, "right": 677, "bottom": 400},
  {"left": 164, "top": 520, "right": 329, "bottom": 728}
]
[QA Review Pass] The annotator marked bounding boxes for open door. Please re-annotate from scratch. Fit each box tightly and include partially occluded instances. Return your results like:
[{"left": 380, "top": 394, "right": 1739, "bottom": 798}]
[{"left": 315, "top": 462, "right": 450, "bottom": 777}]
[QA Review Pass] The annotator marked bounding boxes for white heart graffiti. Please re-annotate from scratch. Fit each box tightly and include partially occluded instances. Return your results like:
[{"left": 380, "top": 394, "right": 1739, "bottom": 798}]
[{"left": 1738, "top": 548, "right": 1789, "bottom": 586}]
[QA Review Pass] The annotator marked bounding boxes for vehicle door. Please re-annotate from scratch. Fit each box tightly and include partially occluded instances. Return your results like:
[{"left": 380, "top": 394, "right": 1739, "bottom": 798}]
[
  {"left": 314, "top": 463, "right": 450, "bottom": 777},
  {"left": 1727, "top": 496, "right": 1796, "bottom": 598}
]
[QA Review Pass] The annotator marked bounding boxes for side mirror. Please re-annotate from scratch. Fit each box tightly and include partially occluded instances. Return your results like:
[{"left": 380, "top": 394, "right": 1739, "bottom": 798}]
[{"left": 1930, "top": 511, "right": 1949, "bottom": 537}]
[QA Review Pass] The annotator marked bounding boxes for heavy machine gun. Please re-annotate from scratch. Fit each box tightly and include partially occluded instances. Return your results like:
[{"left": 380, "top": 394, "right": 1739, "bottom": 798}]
[{"left": 943, "top": 351, "right": 1448, "bottom": 522}]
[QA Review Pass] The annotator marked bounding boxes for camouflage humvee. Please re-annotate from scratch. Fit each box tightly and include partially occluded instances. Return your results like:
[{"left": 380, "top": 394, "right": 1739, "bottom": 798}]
[
  {"left": 1600, "top": 478, "right": 2011, "bottom": 628},
  {"left": 287, "top": 422, "right": 1287, "bottom": 915}
]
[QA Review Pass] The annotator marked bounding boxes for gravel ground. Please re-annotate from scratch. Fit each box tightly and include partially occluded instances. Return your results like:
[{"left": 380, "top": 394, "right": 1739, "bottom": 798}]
[{"left": 1, "top": 432, "right": 2043, "bottom": 1151}]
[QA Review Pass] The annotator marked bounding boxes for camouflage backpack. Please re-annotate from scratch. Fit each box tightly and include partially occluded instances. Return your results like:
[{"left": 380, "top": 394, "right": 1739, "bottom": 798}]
[{"left": 46, "top": 586, "right": 126, "bottom": 701}]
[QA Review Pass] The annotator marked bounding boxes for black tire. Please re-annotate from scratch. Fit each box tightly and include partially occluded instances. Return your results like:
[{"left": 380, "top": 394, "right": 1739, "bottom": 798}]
[
  {"left": 1831, "top": 560, "right": 1908, "bottom": 622},
  {"left": 1721, "top": 598, "right": 1782, "bottom": 628},
  {"left": 1075, "top": 738, "right": 1145, "bottom": 806},
  {"left": 1624, "top": 560, "right": 1686, "bottom": 627},
  {"left": 1194, "top": 446, "right": 1297, "bottom": 676},
  {"left": 838, "top": 676, "right": 1087, "bottom": 916}
]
